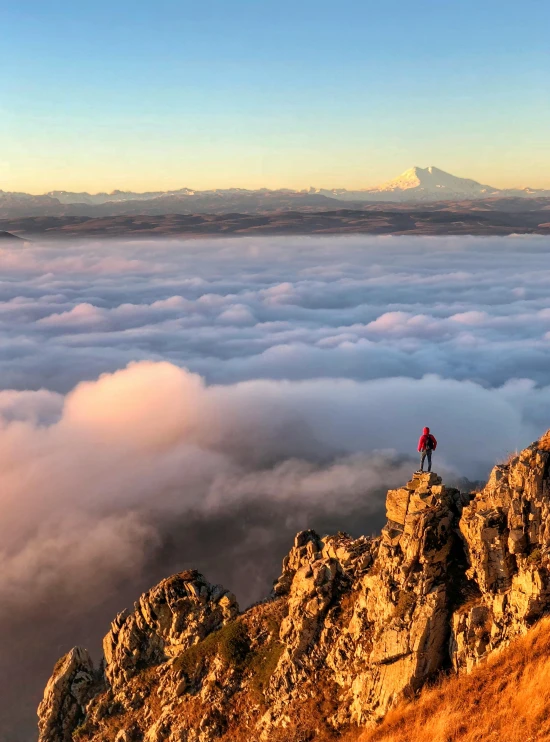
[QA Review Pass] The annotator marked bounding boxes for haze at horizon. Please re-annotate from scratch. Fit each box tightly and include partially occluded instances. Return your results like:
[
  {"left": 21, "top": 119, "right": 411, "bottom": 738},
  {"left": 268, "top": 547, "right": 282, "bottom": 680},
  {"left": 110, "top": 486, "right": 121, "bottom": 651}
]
[{"left": 2, "top": 0, "right": 549, "bottom": 194}]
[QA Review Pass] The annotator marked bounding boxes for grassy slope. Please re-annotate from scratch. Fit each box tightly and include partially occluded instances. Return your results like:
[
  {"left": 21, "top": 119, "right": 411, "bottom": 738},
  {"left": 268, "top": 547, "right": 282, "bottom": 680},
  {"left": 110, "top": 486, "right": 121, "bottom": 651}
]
[{"left": 356, "top": 617, "right": 550, "bottom": 742}]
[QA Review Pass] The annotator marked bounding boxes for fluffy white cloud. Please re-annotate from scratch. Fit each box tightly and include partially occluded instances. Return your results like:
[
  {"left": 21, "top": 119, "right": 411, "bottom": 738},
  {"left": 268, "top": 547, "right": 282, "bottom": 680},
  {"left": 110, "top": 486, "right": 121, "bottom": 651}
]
[
  {"left": 2, "top": 234, "right": 550, "bottom": 738},
  {"left": 2, "top": 235, "right": 550, "bottom": 393}
]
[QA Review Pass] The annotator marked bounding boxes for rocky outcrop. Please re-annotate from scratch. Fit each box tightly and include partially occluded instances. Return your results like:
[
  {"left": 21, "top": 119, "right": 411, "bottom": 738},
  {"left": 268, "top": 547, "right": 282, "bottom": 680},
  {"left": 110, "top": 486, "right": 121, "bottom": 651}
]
[
  {"left": 450, "top": 437, "right": 550, "bottom": 671},
  {"left": 103, "top": 570, "right": 238, "bottom": 690},
  {"left": 330, "top": 472, "right": 460, "bottom": 724},
  {"left": 37, "top": 647, "right": 100, "bottom": 742},
  {"left": 37, "top": 433, "right": 550, "bottom": 742}
]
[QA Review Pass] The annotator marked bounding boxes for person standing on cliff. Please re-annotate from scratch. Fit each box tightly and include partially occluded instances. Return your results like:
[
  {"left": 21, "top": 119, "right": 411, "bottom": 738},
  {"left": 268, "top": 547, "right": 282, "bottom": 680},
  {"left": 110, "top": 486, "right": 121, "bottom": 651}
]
[{"left": 418, "top": 426, "right": 437, "bottom": 472}]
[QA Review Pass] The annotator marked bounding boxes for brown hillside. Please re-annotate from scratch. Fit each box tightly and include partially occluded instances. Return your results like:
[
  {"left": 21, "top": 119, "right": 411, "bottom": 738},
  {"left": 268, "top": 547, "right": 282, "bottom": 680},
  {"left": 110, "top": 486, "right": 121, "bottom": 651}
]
[{"left": 358, "top": 616, "right": 550, "bottom": 742}]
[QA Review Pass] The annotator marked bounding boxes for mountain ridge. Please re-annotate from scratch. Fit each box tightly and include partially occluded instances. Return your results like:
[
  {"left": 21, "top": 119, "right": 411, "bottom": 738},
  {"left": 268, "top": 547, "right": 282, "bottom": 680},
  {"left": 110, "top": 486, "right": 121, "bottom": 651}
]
[
  {"left": 2, "top": 167, "right": 550, "bottom": 219},
  {"left": 38, "top": 431, "right": 550, "bottom": 742}
]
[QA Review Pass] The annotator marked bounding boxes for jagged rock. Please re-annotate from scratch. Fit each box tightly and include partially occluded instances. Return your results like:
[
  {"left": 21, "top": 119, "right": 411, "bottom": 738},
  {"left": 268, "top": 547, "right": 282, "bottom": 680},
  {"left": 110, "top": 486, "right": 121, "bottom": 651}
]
[
  {"left": 37, "top": 647, "right": 99, "bottom": 742},
  {"left": 450, "top": 603, "right": 492, "bottom": 672},
  {"left": 103, "top": 570, "right": 238, "bottom": 689},
  {"left": 451, "top": 434, "right": 550, "bottom": 670},
  {"left": 385, "top": 487, "right": 411, "bottom": 525},
  {"left": 272, "top": 529, "right": 323, "bottom": 596},
  {"left": 321, "top": 532, "right": 375, "bottom": 577},
  {"left": 281, "top": 558, "right": 341, "bottom": 652},
  {"left": 328, "top": 472, "right": 459, "bottom": 724},
  {"left": 37, "top": 431, "right": 550, "bottom": 742}
]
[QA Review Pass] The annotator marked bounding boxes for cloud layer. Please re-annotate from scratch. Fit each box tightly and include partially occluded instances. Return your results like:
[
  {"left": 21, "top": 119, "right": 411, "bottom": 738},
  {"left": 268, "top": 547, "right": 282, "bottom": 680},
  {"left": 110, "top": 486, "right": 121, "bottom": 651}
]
[
  {"left": 2, "top": 235, "right": 550, "bottom": 393},
  {"left": 1, "top": 234, "right": 550, "bottom": 741}
]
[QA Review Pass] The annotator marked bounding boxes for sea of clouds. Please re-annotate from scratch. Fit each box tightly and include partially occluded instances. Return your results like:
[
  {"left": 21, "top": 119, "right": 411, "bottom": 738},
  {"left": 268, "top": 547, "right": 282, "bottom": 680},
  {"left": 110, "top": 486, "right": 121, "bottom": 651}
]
[{"left": 2, "top": 234, "right": 550, "bottom": 740}]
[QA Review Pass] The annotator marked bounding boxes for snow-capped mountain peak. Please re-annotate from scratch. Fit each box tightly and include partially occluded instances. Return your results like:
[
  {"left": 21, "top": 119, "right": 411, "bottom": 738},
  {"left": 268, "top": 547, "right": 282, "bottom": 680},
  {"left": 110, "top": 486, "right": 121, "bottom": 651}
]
[
  {"left": 317, "top": 166, "right": 505, "bottom": 202},
  {"left": 374, "top": 166, "right": 494, "bottom": 195}
]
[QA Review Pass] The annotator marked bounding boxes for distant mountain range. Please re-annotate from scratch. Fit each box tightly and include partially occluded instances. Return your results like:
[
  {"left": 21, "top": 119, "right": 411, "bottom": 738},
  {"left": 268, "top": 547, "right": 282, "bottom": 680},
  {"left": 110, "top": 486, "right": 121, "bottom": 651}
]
[
  {"left": 314, "top": 166, "right": 550, "bottom": 202},
  {"left": 1, "top": 167, "right": 549, "bottom": 218}
]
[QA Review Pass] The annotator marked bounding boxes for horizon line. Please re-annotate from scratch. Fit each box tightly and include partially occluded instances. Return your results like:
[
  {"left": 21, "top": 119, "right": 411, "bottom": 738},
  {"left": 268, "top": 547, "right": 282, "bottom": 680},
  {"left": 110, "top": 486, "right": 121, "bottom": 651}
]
[{"left": 4, "top": 167, "right": 550, "bottom": 198}]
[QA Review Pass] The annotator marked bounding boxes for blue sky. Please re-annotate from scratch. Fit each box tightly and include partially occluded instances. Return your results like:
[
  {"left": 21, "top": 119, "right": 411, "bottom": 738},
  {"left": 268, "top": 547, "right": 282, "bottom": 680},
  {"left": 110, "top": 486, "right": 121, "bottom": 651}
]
[{"left": 2, "top": 0, "right": 549, "bottom": 192}]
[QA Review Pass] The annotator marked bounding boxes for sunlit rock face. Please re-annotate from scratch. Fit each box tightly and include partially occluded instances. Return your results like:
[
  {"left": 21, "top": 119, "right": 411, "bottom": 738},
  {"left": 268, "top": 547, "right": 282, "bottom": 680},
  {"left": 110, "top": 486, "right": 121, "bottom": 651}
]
[
  {"left": 102, "top": 570, "right": 239, "bottom": 690},
  {"left": 38, "top": 433, "right": 550, "bottom": 742},
  {"left": 451, "top": 435, "right": 550, "bottom": 672},
  {"left": 37, "top": 648, "right": 101, "bottom": 742}
]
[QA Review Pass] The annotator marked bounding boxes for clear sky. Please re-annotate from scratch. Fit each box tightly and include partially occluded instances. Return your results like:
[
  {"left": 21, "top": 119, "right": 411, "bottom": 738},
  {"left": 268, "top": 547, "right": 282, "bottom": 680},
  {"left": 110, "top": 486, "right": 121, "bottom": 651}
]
[{"left": 2, "top": 0, "right": 549, "bottom": 193}]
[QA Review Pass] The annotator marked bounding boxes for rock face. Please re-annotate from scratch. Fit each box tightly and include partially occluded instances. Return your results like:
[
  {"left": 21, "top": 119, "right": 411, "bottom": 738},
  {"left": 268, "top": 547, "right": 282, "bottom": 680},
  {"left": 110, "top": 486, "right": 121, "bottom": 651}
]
[
  {"left": 37, "top": 433, "right": 550, "bottom": 742},
  {"left": 37, "top": 647, "right": 100, "bottom": 742},
  {"left": 103, "top": 570, "right": 238, "bottom": 690},
  {"left": 451, "top": 437, "right": 550, "bottom": 671},
  {"left": 330, "top": 472, "right": 461, "bottom": 725}
]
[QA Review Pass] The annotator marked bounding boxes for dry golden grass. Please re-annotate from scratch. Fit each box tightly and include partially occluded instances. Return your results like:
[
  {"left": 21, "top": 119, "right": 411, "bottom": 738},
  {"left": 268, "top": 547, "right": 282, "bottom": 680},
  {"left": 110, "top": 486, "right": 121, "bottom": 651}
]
[{"left": 356, "top": 617, "right": 550, "bottom": 742}]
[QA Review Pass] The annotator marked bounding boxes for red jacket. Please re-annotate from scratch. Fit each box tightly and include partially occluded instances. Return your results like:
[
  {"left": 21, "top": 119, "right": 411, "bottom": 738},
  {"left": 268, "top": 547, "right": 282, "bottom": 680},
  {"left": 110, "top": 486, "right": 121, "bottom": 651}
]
[{"left": 418, "top": 427, "right": 437, "bottom": 452}]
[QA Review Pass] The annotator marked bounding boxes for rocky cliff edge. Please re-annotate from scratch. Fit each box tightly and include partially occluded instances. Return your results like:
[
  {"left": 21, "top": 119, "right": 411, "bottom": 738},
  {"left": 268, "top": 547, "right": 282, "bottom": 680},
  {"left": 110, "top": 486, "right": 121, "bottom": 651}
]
[{"left": 38, "top": 432, "right": 550, "bottom": 741}]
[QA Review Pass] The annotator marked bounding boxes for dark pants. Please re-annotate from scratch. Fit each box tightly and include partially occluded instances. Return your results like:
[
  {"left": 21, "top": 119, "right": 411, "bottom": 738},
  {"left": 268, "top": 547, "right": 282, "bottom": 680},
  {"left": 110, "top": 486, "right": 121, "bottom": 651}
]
[{"left": 420, "top": 450, "right": 432, "bottom": 472}]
